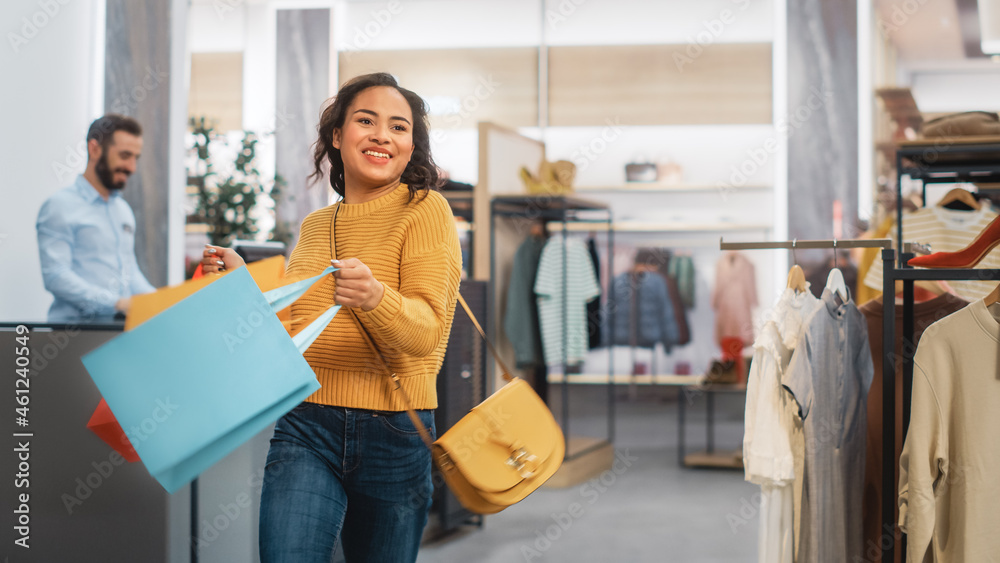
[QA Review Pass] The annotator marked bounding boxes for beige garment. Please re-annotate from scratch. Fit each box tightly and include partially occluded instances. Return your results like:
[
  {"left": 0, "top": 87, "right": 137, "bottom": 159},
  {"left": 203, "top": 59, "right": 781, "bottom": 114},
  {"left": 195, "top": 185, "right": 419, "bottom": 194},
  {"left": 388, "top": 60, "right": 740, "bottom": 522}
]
[{"left": 898, "top": 299, "right": 1000, "bottom": 562}]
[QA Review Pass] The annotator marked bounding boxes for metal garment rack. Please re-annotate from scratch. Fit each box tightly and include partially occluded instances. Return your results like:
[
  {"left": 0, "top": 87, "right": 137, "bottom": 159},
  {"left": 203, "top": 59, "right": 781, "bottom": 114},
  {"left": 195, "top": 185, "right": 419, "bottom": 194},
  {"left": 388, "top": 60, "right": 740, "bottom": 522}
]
[
  {"left": 720, "top": 238, "right": 892, "bottom": 251},
  {"left": 884, "top": 138, "right": 1000, "bottom": 561},
  {"left": 894, "top": 138, "right": 1000, "bottom": 265},
  {"left": 879, "top": 251, "right": 1000, "bottom": 563},
  {"left": 491, "top": 195, "right": 615, "bottom": 460},
  {"left": 721, "top": 237, "right": 893, "bottom": 558}
]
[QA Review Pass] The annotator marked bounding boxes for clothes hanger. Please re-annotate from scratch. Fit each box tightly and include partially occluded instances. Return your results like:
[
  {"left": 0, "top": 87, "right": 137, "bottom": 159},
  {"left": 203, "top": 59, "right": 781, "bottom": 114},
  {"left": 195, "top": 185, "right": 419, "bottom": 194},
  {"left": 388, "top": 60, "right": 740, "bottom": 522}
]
[
  {"left": 529, "top": 220, "right": 548, "bottom": 239},
  {"left": 936, "top": 187, "right": 981, "bottom": 211},
  {"left": 826, "top": 239, "right": 849, "bottom": 303},
  {"left": 985, "top": 283, "right": 1000, "bottom": 306},
  {"left": 786, "top": 239, "right": 807, "bottom": 293}
]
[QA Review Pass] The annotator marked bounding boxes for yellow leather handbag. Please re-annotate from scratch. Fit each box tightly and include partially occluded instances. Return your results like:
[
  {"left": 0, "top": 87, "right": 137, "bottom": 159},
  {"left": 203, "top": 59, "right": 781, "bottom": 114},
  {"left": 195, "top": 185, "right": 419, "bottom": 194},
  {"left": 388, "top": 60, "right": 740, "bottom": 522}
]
[{"left": 349, "top": 294, "right": 565, "bottom": 514}]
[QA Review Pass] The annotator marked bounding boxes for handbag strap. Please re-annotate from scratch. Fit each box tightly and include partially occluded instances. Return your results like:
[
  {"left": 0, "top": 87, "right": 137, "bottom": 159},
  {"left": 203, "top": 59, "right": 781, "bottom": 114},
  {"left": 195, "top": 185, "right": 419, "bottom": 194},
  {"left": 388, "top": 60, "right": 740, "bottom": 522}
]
[{"left": 346, "top": 292, "right": 513, "bottom": 452}]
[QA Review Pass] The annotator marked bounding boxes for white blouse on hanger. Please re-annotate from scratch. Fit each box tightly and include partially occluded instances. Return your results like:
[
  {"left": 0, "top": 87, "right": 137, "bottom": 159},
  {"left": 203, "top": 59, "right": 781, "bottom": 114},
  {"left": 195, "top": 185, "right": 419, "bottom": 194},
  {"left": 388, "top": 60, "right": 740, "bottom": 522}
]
[{"left": 744, "top": 287, "right": 821, "bottom": 563}]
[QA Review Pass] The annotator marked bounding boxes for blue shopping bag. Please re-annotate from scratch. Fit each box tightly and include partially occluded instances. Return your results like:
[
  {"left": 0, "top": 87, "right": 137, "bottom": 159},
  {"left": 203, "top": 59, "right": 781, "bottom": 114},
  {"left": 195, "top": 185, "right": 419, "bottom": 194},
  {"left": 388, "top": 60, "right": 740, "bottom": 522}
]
[{"left": 82, "top": 266, "right": 338, "bottom": 493}]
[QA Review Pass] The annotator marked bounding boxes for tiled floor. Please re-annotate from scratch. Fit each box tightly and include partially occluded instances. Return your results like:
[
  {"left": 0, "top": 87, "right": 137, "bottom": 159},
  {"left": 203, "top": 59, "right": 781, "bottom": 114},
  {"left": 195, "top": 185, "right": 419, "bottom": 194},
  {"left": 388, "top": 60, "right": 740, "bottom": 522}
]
[{"left": 416, "top": 385, "right": 759, "bottom": 563}]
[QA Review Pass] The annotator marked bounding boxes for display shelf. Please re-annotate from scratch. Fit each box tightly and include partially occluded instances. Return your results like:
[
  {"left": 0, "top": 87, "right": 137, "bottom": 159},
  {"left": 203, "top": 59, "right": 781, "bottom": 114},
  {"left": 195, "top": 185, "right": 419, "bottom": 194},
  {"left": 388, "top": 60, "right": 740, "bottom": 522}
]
[
  {"left": 678, "top": 382, "right": 747, "bottom": 470},
  {"left": 545, "top": 436, "right": 615, "bottom": 488},
  {"left": 547, "top": 373, "right": 706, "bottom": 386},
  {"left": 547, "top": 221, "right": 772, "bottom": 232},
  {"left": 575, "top": 184, "right": 772, "bottom": 193},
  {"left": 893, "top": 137, "right": 1000, "bottom": 264},
  {"left": 683, "top": 451, "right": 743, "bottom": 470}
]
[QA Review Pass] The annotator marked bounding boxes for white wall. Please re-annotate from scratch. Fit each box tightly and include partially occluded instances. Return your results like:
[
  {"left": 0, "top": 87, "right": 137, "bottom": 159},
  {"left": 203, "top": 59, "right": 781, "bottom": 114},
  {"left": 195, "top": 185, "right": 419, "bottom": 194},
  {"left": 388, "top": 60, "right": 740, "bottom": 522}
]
[
  {"left": 0, "top": 0, "right": 106, "bottom": 322},
  {"left": 907, "top": 65, "right": 1000, "bottom": 112}
]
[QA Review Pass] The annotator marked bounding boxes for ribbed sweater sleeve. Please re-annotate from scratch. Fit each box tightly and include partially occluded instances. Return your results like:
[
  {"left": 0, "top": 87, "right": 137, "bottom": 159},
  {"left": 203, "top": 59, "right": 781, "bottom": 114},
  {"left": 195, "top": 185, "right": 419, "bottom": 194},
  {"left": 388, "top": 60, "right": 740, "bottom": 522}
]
[
  {"left": 356, "top": 193, "right": 462, "bottom": 357},
  {"left": 282, "top": 185, "right": 462, "bottom": 410}
]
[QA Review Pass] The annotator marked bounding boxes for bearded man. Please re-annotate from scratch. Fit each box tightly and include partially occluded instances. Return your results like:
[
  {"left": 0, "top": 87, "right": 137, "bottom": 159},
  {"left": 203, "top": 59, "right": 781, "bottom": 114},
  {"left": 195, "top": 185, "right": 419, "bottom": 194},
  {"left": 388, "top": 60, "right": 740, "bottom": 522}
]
[{"left": 36, "top": 114, "right": 155, "bottom": 321}]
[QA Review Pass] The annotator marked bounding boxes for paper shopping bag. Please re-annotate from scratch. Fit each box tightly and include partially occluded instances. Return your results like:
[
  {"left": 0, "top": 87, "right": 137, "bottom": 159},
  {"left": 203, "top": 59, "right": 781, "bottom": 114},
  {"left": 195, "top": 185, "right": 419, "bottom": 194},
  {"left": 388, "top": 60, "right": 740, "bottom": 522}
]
[
  {"left": 82, "top": 266, "right": 337, "bottom": 493},
  {"left": 126, "top": 255, "right": 289, "bottom": 330},
  {"left": 89, "top": 256, "right": 295, "bottom": 463},
  {"left": 87, "top": 398, "right": 140, "bottom": 463}
]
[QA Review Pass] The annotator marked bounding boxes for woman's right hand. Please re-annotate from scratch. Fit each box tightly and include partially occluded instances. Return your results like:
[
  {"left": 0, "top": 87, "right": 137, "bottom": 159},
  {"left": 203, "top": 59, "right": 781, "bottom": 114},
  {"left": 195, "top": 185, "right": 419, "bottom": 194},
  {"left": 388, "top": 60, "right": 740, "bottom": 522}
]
[{"left": 201, "top": 244, "right": 246, "bottom": 274}]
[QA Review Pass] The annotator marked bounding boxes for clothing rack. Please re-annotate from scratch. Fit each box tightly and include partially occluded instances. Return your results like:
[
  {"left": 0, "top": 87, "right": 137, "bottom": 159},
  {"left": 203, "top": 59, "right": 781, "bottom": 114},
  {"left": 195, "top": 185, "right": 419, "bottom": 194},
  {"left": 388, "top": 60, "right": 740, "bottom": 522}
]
[
  {"left": 883, "top": 137, "right": 1000, "bottom": 561},
  {"left": 719, "top": 238, "right": 892, "bottom": 251},
  {"left": 491, "top": 195, "right": 615, "bottom": 461},
  {"left": 721, "top": 237, "right": 893, "bottom": 560},
  {"left": 894, "top": 138, "right": 1000, "bottom": 265},
  {"left": 880, "top": 251, "right": 1000, "bottom": 562}
]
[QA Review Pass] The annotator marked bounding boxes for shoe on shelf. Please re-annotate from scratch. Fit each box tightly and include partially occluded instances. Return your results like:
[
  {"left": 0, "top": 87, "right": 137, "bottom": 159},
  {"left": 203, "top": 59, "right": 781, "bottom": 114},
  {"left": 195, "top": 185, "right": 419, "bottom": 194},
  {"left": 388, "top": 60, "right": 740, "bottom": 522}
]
[
  {"left": 907, "top": 215, "right": 1000, "bottom": 269},
  {"left": 705, "top": 359, "right": 738, "bottom": 385}
]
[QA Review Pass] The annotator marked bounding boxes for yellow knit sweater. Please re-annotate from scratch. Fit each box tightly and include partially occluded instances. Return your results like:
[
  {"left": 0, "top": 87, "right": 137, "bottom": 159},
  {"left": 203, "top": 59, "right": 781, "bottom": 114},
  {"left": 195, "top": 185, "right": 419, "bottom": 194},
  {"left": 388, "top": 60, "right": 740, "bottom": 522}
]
[{"left": 286, "top": 184, "right": 462, "bottom": 410}]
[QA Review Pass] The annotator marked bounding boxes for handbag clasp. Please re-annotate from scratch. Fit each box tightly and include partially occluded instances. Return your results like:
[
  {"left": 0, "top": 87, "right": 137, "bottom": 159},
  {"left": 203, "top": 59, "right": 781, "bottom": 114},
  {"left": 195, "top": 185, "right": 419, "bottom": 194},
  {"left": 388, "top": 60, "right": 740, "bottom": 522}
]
[{"left": 506, "top": 447, "right": 539, "bottom": 479}]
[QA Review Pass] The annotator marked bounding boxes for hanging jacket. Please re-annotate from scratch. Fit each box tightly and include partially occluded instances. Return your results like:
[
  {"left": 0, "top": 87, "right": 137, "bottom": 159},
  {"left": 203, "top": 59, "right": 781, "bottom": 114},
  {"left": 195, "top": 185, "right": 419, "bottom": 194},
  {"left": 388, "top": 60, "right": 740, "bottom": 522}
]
[
  {"left": 604, "top": 271, "right": 679, "bottom": 350},
  {"left": 504, "top": 236, "right": 547, "bottom": 368},
  {"left": 668, "top": 255, "right": 696, "bottom": 309},
  {"left": 587, "top": 238, "right": 603, "bottom": 349}
]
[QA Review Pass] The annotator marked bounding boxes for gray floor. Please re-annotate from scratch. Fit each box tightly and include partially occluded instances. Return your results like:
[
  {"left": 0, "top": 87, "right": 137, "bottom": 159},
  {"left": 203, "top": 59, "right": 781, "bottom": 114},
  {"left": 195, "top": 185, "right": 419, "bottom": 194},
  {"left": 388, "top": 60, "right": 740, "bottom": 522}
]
[{"left": 416, "top": 385, "right": 759, "bottom": 563}]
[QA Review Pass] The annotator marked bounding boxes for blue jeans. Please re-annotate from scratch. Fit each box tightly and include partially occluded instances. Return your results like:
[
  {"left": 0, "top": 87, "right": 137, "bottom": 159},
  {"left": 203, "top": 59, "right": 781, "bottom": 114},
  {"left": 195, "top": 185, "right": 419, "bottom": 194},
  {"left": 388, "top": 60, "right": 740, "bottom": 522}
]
[{"left": 258, "top": 402, "right": 435, "bottom": 563}]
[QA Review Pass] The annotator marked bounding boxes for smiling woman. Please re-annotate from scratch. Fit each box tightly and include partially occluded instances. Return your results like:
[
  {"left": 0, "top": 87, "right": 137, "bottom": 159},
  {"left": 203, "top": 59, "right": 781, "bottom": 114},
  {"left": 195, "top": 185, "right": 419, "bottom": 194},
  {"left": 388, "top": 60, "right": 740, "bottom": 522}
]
[
  {"left": 311, "top": 72, "right": 441, "bottom": 201},
  {"left": 201, "top": 73, "right": 462, "bottom": 563}
]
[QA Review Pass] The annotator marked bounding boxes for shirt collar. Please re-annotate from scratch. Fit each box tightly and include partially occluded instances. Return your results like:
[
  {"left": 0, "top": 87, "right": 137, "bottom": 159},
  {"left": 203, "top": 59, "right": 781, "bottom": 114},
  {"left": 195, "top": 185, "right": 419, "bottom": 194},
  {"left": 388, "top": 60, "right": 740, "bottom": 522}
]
[
  {"left": 74, "top": 175, "right": 118, "bottom": 203},
  {"left": 822, "top": 287, "right": 851, "bottom": 318}
]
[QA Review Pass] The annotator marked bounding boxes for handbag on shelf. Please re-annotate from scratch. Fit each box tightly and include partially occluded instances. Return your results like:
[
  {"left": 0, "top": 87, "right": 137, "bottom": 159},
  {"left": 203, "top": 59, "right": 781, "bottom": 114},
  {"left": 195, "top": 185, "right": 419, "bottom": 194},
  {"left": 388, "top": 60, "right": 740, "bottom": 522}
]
[{"left": 348, "top": 294, "right": 565, "bottom": 514}]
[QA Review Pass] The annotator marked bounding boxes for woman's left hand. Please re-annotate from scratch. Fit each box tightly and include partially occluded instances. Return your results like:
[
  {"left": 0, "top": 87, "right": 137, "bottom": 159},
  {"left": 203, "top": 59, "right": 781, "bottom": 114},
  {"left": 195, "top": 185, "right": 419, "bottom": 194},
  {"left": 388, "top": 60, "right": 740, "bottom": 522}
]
[{"left": 331, "top": 258, "right": 385, "bottom": 311}]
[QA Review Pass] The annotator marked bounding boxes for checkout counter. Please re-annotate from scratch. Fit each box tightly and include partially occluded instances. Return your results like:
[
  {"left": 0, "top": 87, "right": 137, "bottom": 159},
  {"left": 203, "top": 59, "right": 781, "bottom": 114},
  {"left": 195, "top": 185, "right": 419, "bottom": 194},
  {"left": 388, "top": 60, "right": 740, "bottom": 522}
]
[{"left": 0, "top": 321, "right": 271, "bottom": 562}]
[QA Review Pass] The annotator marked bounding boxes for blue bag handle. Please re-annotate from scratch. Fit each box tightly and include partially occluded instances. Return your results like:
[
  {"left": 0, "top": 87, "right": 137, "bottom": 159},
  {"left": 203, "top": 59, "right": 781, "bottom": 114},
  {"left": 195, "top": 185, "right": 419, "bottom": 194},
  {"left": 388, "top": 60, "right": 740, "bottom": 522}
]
[
  {"left": 261, "top": 266, "right": 339, "bottom": 353},
  {"left": 292, "top": 304, "right": 340, "bottom": 353},
  {"left": 263, "top": 266, "right": 336, "bottom": 313}
]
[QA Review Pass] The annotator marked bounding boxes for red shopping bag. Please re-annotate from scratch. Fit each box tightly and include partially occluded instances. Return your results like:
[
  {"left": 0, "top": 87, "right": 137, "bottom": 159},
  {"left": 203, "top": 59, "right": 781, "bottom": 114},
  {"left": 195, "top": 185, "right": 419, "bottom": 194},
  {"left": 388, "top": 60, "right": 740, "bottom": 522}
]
[{"left": 87, "top": 398, "right": 140, "bottom": 463}]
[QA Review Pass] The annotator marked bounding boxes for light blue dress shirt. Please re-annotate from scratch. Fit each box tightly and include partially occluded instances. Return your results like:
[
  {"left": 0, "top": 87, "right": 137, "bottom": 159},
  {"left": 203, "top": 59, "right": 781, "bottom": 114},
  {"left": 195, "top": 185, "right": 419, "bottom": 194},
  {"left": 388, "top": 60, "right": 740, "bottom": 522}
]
[{"left": 36, "top": 175, "right": 156, "bottom": 321}]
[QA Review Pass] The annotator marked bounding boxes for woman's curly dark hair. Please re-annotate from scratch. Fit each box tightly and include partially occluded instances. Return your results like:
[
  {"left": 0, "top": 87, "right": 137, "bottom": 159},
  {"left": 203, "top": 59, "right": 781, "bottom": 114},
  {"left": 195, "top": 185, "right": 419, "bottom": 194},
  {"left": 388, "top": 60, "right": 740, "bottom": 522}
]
[{"left": 310, "top": 73, "right": 440, "bottom": 199}]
